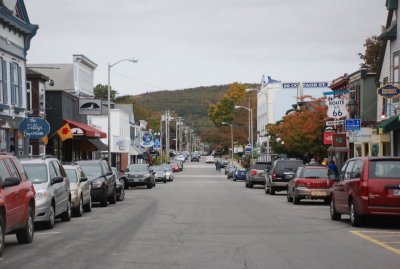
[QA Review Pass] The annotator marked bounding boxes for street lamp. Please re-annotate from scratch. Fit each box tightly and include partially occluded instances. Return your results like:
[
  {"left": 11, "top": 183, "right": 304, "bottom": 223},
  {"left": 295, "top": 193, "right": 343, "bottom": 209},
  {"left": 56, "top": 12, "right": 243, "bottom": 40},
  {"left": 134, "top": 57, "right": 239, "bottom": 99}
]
[
  {"left": 107, "top": 58, "right": 138, "bottom": 166},
  {"left": 222, "top": 121, "right": 234, "bottom": 161},
  {"left": 235, "top": 105, "right": 253, "bottom": 163}
]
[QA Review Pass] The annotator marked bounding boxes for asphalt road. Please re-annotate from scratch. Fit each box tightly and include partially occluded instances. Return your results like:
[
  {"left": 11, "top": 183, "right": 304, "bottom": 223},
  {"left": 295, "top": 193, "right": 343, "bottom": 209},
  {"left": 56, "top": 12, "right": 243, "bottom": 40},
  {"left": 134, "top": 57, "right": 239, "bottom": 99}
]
[{"left": 1, "top": 160, "right": 400, "bottom": 269}]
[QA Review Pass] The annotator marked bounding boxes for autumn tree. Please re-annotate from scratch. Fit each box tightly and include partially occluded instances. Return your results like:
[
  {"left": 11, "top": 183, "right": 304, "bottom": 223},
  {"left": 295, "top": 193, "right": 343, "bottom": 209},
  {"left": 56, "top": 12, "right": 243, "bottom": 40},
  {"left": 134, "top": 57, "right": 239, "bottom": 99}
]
[
  {"left": 358, "top": 31, "right": 384, "bottom": 73},
  {"left": 267, "top": 99, "right": 327, "bottom": 158}
]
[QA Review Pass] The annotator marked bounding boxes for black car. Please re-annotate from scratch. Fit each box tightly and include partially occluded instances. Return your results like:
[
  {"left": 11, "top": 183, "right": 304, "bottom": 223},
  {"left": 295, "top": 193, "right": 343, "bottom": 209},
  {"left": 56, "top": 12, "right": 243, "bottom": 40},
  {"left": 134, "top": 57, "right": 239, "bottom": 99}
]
[
  {"left": 75, "top": 160, "right": 117, "bottom": 207},
  {"left": 265, "top": 159, "right": 303, "bottom": 195},
  {"left": 121, "top": 164, "right": 156, "bottom": 189},
  {"left": 233, "top": 168, "right": 248, "bottom": 181}
]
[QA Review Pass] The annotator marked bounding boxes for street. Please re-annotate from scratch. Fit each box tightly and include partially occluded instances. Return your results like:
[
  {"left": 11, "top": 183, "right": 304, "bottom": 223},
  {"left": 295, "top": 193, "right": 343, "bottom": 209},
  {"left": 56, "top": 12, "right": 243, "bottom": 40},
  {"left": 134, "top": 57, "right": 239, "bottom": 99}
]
[{"left": 1, "top": 160, "right": 400, "bottom": 269}]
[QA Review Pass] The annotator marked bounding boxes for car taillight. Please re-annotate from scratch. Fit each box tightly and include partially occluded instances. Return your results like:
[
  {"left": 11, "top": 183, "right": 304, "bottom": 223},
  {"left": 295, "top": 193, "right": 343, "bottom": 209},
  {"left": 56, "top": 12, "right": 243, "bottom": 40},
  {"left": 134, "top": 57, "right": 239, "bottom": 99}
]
[
  {"left": 295, "top": 181, "right": 305, "bottom": 188},
  {"left": 251, "top": 170, "right": 257, "bottom": 176},
  {"left": 360, "top": 180, "right": 368, "bottom": 197},
  {"left": 272, "top": 173, "right": 277, "bottom": 180}
]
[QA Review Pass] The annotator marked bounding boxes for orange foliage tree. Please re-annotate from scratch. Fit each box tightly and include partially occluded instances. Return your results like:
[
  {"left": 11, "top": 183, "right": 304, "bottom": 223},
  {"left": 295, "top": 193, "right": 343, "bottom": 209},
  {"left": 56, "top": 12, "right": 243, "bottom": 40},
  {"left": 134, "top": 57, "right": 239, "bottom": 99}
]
[{"left": 267, "top": 98, "right": 328, "bottom": 159}]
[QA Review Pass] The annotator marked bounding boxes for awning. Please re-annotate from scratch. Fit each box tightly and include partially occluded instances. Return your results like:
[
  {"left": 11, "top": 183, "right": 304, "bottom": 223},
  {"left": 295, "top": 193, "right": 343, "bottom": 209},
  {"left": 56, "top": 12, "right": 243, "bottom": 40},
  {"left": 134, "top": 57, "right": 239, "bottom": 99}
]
[
  {"left": 88, "top": 138, "right": 108, "bottom": 151},
  {"left": 63, "top": 119, "right": 106, "bottom": 138},
  {"left": 377, "top": 115, "right": 400, "bottom": 134}
]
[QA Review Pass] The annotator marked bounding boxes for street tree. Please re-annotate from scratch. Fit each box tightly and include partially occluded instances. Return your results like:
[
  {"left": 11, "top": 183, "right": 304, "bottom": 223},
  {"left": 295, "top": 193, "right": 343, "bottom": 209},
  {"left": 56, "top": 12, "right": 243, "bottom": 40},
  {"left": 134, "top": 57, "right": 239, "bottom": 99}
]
[
  {"left": 93, "top": 83, "right": 119, "bottom": 101},
  {"left": 358, "top": 31, "right": 383, "bottom": 73}
]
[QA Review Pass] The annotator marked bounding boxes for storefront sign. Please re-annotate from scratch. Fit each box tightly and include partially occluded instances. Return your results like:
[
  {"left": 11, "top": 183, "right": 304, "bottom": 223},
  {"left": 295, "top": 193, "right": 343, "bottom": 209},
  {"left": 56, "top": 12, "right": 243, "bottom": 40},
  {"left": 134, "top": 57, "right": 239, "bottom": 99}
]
[
  {"left": 282, "top": 83, "right": 299, "bottom": 88},
  {"left": 140, "top": 132, "right": 154, "bottom": 148},
  {"left": 349, "top": 128, "right": 372, "bottom": 143},
  {"left": 18, "top": 117, "right": 50, "bottom": 139},
  {"left": 345, "top": 119, "right": 361, "bottom": 131},
  {"left": 303, "top": 82, "right": 328, "bottom": 88},
  {"left": 153, "top": 139, "right": 161, "bottom": 150},
  {"left": 323, "top": 132, "right": 334, "bottom": 145},
  {"left": 332, "top": 133, "right": 346, "bottom": 147},
  {"left": 79, "top": 99, "right": 102, "bottom": 115},
  {"left": 377, "top": 84, "right": 400, "bottom": 99}
]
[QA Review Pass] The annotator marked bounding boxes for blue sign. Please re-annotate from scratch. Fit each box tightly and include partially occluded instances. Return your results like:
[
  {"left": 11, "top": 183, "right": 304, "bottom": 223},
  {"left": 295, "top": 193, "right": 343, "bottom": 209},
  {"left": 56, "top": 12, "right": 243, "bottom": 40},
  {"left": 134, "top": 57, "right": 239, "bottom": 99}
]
[
  {"left": 345, "top": 119, "right": 361, "bottom": 131},
  {"left": 140, "top": 132, "right": 154, "bottom": 148},
  {"left": 377, "top": 84, "right": 400, "bottom": 99},
  {"left": 153, "top": 139, "right": 161, "bottom": 150},
  {"left": 245, "top": 144, "right": 252, "bottom": 154},
  {"left": 18, "top": 117, "right": 50, "bottom": 139}
]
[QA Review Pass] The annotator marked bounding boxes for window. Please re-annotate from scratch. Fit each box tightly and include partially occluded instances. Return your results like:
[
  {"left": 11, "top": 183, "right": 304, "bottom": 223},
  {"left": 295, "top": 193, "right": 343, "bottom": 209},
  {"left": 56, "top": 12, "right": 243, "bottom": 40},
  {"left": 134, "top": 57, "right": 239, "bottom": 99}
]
[
  {"left": 26, "top": 81, "right": 32, "bottom": 111},
  {"left": 51, "top": 161, "right": 62, "bottom": 177},
  {"left": 39, "top": 145, "right": 46, "bottom": 156},
  {"left": 344, "top": 161, "right": 356, "bottom": 180},
  {"left": 0, "top": 58, "right": 2, "bottom": 103},
  {"left": 39, "top": 81, "right": 45, "bottom": 111},
  {"left": 350, "top": 160, "right": 363, "bottom": 178},
  {"left": 0, "top": 160, "right": 9, "bottom": 180},
  {"left": 5, "top": 159, "right": 20, "bottom": 179},
  {"left": 0, "top": 129, "right": 7, "bottom": 152},
  {"left": 49, "top": 162, "right": 57, "bottom": 179}
]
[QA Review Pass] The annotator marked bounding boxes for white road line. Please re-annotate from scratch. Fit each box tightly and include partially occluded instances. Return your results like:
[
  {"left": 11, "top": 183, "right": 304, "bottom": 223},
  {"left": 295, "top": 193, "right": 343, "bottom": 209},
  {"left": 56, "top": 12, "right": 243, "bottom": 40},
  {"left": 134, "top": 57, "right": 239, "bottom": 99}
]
[{"left": 35, "top": 231, "right": 61, "bottom": 235}]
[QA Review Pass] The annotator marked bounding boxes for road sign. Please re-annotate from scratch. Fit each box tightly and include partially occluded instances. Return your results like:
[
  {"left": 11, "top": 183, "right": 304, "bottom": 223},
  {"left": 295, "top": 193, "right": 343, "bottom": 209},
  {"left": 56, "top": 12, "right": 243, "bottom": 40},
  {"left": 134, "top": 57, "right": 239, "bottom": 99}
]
[
  {"left": 245, "top": 144, "right": 252, "bottom": 154},
  {"left": 326, "top": 120, "right": 344, "bottom": 126},
  {"left": 326, "top": 96, "right": 347, "bottom": 119},
  {"left": 153, "top": 139, "right": 161, "bottom": 150},
  {"left": 345, "top": 119, "right": 361, "bottom": 131}
]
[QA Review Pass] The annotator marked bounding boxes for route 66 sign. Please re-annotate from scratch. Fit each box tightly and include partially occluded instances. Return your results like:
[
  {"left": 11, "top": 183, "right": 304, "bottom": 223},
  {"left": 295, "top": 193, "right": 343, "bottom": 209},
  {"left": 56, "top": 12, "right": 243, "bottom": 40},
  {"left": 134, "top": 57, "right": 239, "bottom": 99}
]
[{"left": 326, "top": 96, "right": 347, "bottom": 119}]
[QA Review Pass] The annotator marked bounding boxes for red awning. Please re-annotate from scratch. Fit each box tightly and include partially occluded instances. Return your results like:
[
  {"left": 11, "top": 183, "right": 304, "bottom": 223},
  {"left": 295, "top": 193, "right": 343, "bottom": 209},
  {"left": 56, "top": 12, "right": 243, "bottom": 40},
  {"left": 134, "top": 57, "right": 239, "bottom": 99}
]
[{"left": 62, "top": 119, "right": 107, "bottom": 139}]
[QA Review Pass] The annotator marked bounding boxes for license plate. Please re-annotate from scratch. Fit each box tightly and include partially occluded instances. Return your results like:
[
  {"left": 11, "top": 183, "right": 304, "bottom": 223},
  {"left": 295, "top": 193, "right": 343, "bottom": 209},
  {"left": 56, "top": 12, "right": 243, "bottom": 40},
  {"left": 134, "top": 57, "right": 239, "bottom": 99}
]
[
  {"left": 394, "top": 189, "right": 400, "bottom": 196},
  {"left": 311, "top": 190, "right": 326, "bottom": 196},
  {"left": 284, "top": 174, "right": 293, "bottom": 180}
]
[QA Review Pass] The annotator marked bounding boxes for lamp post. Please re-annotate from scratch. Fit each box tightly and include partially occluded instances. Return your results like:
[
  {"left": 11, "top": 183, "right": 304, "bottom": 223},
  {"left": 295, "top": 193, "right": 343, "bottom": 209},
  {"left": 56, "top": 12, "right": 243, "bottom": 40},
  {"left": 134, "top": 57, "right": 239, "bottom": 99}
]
[
  {"left": 222, "top": 121, "right": 234, "bottom": 161},
  {"left": 108, "top": 58, "right": 138, "bottom": 166},
  {"left": 235, "top": 105, "right": 253, "bottom": 163}
]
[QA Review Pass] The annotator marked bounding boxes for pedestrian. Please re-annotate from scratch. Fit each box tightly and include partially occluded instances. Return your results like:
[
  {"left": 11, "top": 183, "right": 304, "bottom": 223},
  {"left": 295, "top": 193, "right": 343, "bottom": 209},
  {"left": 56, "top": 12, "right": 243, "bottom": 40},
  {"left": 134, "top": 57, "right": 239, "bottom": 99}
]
[
  {"left": 322, "top": 158, "right": 328, "bottom": 166},
  {"left": 217, "top": 162, "right": 222, "bottom": 173},
  {"left": 303, "top": 152, "right": 310, "bottom": 165},
  {"left": 328, "top": 159, "right": 338, "bottom": 177},
  {"left": 215, "top": 160, "right": 219, "bottom": 170}
]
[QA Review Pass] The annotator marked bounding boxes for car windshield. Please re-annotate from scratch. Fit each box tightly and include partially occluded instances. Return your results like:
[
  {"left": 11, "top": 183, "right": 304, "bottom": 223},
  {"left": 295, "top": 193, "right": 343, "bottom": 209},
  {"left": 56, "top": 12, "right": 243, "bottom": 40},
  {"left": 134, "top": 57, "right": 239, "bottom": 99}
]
[
  {"left": 127, "top": 164, "right": 148, "bottom": 172},
  {"left": 253, "top": 163, "right": 270, "bottom": 170},
  {"left": 23, "top": 164, "right": 48, "bottom": 183},
  {"left": 301, "top": 168, "right": 329, "bottom": 178},
  {"left": 153, "top": 166, "right": 165, "bottom": 172},
  {"left": 79, "top": 164, "right": 102, "bottom": 177},
  {"left": 275, "top": 161, "right": 302, "bottom": 172},
  {"left": 65, "top": 169, "right": 78, "bottom": 183},
  {"left": 369, "top": 160, "right": 400, "bottom": 179}
]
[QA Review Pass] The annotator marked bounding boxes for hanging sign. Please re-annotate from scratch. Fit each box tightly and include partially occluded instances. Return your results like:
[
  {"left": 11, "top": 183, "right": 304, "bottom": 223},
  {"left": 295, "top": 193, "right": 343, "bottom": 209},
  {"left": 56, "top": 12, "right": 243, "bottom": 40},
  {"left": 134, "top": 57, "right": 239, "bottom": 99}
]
[
  {"left": 153, "top": 139, "right": 161, "bottom": 150},
  {"left": 140, "top": 132, "right": 154, "bottom": 148},
  {"left": 18, "top": 117, "right": 50, "bottom": 139},
  {"left": 377, "top": 84, "right": 400, "bottom": 99},
  {"left": 326, "top": 96, "right": 347, "bottom": 119}
]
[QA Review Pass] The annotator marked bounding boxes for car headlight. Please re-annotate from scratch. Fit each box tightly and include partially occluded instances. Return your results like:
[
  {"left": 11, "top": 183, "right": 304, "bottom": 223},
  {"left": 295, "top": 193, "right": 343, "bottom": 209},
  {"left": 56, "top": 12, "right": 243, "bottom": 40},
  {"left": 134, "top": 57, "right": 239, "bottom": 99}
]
[
  {"left": 35, "top": 190, "right": 49, "bottom": 200},
  {"left": 92, "top": 180, "right": 104, "bottom": 188},
  {"left": 71, "top": 189, "right": 78, "bottom": 198}
]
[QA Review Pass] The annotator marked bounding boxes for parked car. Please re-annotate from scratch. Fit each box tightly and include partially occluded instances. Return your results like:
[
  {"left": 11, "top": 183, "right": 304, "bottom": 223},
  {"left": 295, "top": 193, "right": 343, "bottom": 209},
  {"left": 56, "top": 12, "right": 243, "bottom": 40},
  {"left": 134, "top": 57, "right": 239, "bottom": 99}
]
[
  {"left": 63, "top": 164, "right": 92, "bottom": 216},
  {"left": 121, "top": 164, "right": 156, "bottom": 189},
  {"left": 153, "top": 165, "right": 167, "bottom": 183},
  {"left": 330, "top": 157, "right": 400, "bottom": 227},
  {"left": 171, "top": 163, "right": 180, "bottom": 173},
  {"left": 233, "top": 168, "right": 248, "bottom": 181},
  {"left": 111, "top": 167, "right": 125, "bottom": 201},
  {"left": 221, "top": 160, "right": 229, "bottom": 168},
  {"left": 176, "top": 155, "right": 186, "bottom": 162},
  {"left": 0, "top": 154, "right": 36, "bottom": 257},
  {"left": 176, "top": 160, "right": 184, "bottom": 171},
  {"left": 287, "top": 165, "right": 336, "bottom": 204},
  {"left": 21, "top": 156, "right": 71, "bottom": 229},
  {"left": 191, "top": 154, "right": 200, "bottom": 162},
  {"left": 245, "top": 162, "right": 271, "bottom": 188},
  {"left": 164, "top": 164, "right": 174, "bottom": 181},
  {"left": 74, "top": 160, "right": 117, "bottom": 207},
  {"left": 206, "top": 156, "right": 215, "bottom": 163},
  {"left": 265, "top": 159, "right": 303, "bottom": 195}
]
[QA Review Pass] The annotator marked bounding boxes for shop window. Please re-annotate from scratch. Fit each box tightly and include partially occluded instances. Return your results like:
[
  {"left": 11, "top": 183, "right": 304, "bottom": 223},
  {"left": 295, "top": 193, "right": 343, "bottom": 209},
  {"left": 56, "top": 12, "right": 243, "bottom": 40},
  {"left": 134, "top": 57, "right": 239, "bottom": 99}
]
[
  {"left": 393, "top": 52, "right": 400, "bottom": 103},
  {"left": 364, "top": 143, "right": 369, "bottom": 156},
  {"left": 355, "top": 145, "right": 362, "bottom": 157},
  {"left": 372, "top": 144, "right": 379, "bottom": 156},
  {"left": 0, "top": 129, "right": 7, "bottom": 152},
  {"left": 26, "top": 81, "right": 32, "bottom": 111}
]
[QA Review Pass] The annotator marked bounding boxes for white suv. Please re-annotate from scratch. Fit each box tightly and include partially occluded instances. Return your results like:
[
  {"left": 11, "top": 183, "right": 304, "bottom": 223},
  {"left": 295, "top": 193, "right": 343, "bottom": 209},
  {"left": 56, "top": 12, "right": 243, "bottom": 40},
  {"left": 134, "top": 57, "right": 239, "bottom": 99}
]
[{"left": 20, "top": 156, "right": 71, "bottom": 229}]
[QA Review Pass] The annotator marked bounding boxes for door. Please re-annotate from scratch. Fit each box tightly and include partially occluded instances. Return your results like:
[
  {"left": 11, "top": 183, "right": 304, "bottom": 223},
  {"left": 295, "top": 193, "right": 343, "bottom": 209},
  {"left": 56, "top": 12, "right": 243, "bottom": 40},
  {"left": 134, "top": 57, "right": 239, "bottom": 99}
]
[
  {"left": 52, "top": 161, "right": 69, "bottom": 213},
  {"left": 79, "top": 168, "right": 90, "bottom": 204},
  {"left": 333, "top": 161, "right": 354, "bottom": 213},
  {"left": 0, "top": 159, "right": 18, "bottom": 231},
  {"left": 4, "top": 158, "right": 25, "bottom": 225},
  {"left": 102, "top": 162, "right": 113, "bottom": 195}
]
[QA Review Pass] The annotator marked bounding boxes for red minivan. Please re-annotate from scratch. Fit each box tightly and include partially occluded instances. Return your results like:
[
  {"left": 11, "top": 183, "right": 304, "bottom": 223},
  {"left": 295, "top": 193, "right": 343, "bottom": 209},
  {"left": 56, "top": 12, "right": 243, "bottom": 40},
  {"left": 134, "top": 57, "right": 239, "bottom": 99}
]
[
  {"left": 0, "top": 154, "right": 36, "bottom": 256},
  {"left": 330, "top": 157, "right": 400, "bottom": 227}
]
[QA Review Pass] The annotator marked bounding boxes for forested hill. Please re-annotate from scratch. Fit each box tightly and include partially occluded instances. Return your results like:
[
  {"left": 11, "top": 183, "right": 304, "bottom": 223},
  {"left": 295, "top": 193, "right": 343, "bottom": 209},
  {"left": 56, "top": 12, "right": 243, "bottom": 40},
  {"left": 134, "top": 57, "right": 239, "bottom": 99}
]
[{"left": 132, "top": 85, "right": 229, "bottom": 131}]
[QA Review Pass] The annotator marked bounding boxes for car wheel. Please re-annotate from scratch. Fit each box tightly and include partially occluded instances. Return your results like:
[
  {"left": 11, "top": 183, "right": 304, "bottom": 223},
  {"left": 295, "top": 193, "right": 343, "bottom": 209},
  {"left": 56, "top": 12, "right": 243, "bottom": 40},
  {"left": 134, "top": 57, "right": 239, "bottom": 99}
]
[
  {"left": 109, "top": 187, "right": 117, "bottom": 204},
  {"left": 330, "top": 198, "right": 341, "bottom": 221},
  {"left": 83, "top": 195, "right": 92, "bottom": 212},
  {"left": 61, "top": 199, "right": 72, "bottom": 222},
  {"left": 350, "top": 200, "right": 363, "bottom": 227},
  {"left": 16, "top": 206, "right": 34, "bottom": 244},
  {"left": 45, "top": 205, "right": 56, "bottom": 229},
  {"left": 147, "top": 183, "right": 153, "bottom": 189},
  {"left": 293, "top": 196, "right": 300, "bottom": 204},
  {"left": 74, "top": 197, "right": 84, "bottom": 217},
  {"left": 270, "top": 186, "right": 275, "bottom": 195},
  {"left": 101, "top": 189, "right": 108, "bottom": 207},
  {"left": 249, "top": 183, "right": 254, "bottom": 189},
  {"left": 0, "top": 213, "right": 4, "bottom": 257},
  {"left": 287, "top": 190, "right": 293, "bottom": 202},
  {"left": 117, "top": 187, "right": 125, "bottom": 202}
]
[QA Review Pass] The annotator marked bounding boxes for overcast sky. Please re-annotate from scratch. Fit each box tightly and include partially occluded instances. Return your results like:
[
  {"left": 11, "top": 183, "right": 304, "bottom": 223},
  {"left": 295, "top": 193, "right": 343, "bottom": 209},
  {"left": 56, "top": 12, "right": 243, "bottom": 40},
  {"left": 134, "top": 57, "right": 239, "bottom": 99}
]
[{"left": 25, "top": 0, "right": 386, "bottom": 96}]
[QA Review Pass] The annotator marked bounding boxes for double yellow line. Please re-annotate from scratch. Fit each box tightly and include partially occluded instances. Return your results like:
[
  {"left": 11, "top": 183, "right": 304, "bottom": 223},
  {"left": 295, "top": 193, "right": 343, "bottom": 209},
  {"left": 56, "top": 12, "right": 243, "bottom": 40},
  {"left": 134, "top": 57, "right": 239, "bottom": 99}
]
[{"left": 351, "top": 231, "right": 400, "bottom": 255}]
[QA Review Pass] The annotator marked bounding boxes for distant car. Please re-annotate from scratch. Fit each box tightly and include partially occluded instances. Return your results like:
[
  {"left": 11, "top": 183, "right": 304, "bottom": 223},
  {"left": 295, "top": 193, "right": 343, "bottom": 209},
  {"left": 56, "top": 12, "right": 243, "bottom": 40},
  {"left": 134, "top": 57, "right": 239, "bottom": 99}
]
[
  {"left": 63, "top": 164, "right": 92, "bottom": 217},
  {"left": 152, "top": 165, "right": 167, "bottom": 183},
  {"left": 171, "top": 163, "right": 180, "bottom": 173},
  {"left": 176, "top": 161, "right": 184, "bottom": 171},
  {"left": 121, "top": 164, "right": 156, "bottom": 189},
  {"left": 75, "top": 160, "right": 117, "bottom": 207},
  {"left": 233, "top": 168, "right": 248, "bottom": 181},
  {"left": 330, "top": 157, "right": 400, "bottom": 227},
  {"left": 21, "top": 156, "right": 72, "bottom": 228},
  {"left": 0, "top": 154, "right": 36, "bottom": 256},
  {"left": 265, "top": 159, "right": 303, "bottom": 195},
  {"left": 191, "top": 154, "right": 200, "bottom": 162},
  {"left": 287, "top": 165, "right": 336, "bottom": 204},
  {"left": 226, "top": 165, "right": 236, "bottom": 179},
  {"left": 221, "top": 160, "right": 229, "bottom": 168},
  {"left": 176, "top": 155, "right": 186, "bottom": 162},
  {"left": 111, "top": 167, "right": 125, "bottom": 201},
  {"left": 206, "top": 156, "right": 215, "bottom": 163},
  {"left": 163, "top": 164, "right": 174, "bottom": 181},
  {"left": 245, "top": 162, "right": 271, "bottom": 188}
]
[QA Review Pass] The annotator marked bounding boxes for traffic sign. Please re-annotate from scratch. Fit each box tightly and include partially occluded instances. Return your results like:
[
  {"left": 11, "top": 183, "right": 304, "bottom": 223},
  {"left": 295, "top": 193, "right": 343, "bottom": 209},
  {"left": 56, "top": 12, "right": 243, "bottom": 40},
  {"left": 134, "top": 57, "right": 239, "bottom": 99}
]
[
  {"left": 345, "top": 119, "right": 361, "bottom": 131},
  {"left": 245, "top": 144, "right": 252, "bottom": 154},
  {"left": 326, "top": 96, "right": 347, "bottom": 119},
  {"left": 153, "top": 139, "right": 161, "bottom": 150},
  {"left": 326, "top": 120, "right": 344, "bottom": 126}
]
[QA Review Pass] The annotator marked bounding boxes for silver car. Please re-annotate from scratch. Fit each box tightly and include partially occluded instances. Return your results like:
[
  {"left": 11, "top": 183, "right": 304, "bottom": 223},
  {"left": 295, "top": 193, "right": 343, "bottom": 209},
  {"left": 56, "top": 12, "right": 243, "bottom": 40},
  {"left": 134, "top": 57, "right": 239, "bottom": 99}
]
[
  {"left": 21, "top": 156, "right": 71, "bottom": 229},
  {"left": 63, "top": 164, "right": 92, "bottom": 217}
]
